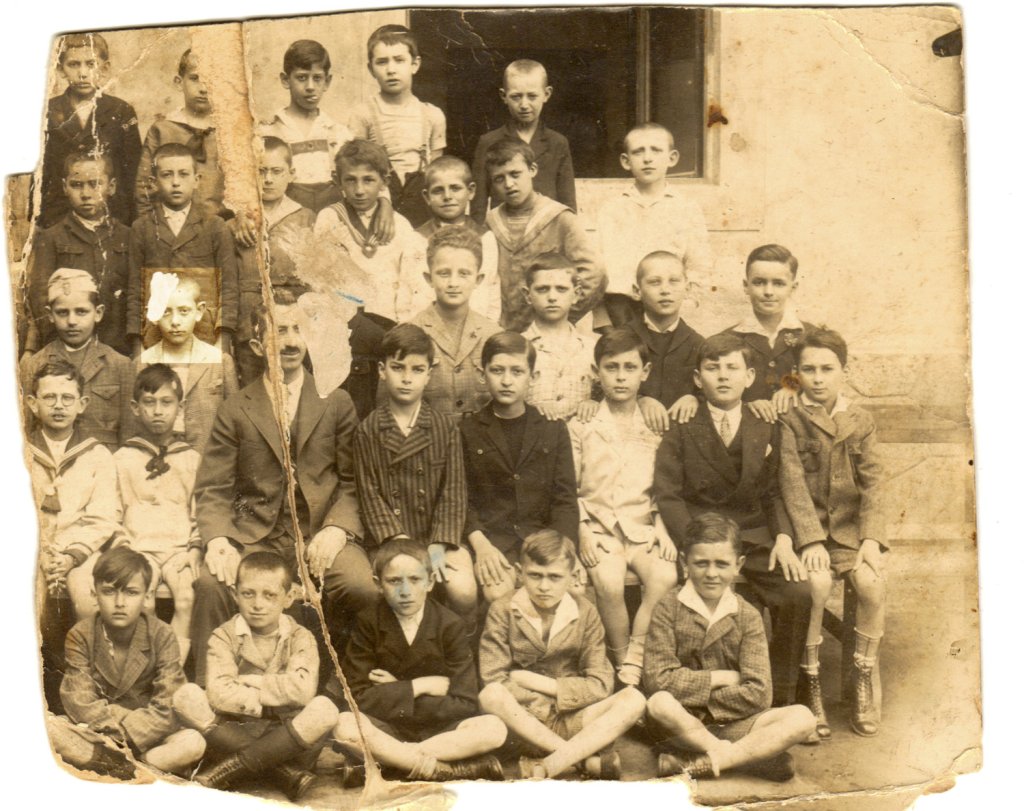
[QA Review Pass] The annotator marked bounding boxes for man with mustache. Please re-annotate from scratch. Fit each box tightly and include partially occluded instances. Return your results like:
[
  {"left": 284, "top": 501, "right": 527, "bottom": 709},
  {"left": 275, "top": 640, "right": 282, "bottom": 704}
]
[{"left": 188, "top": 289, "right": 375, "bottom": 684}]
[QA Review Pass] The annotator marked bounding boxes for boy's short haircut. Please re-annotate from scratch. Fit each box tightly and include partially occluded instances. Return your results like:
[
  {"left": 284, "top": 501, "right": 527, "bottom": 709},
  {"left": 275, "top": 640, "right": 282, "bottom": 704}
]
[
  {"left": 262, "top": 135, "right": 293, "bottom": 166},
  {"left": 524, "top": 251, "right": 575, "bottom": 289},
  {"left": 170, "top": 275, "right": 203, "bottom": 305},
  {"left": 521, "top": 528, "right": 577, "bottom": 569},
  {"left": 93, "top": 546, "right": 154, "bottom": 591},
  {"left": 636, "top": 250, "right": 684, "bottom": 283},
  {"left": 367, "top": 24, "right": 419, "bottom": 61},
  {"left": 236, "top": 550, "right": 294, "bottom": 591},
  {"left": 283, "top": 39, "right": 331, "bottom": 75},
  {"left": 795, "top": 326, "right": 848, "bottom": 367},
  {"left": 372, "top": 537, "right": 431, "bottom": 581},
  {"left": 58, "top": 33, "right": 110, "bottom": 64},
  {"left": 177, "top": 49, "right": 194, "bottom": 77},
  {"left": 481, "top": 330, "right": 537, "bottom": 371},
  {"left": 336, "top": 139, "right": 390, "bottom": 180},
  {"left": 381, "top": 323, "right": 435, "bottom": 366},
  {"left": 594, "top": 327, "right": 650, "bottom": 366},
  {"left": 251, "top": 287, "right": 299, "bottom": 343},
  {"left": 623, "top": 122, "right": 675, "bottom": 152},
  {"left": 484, "top": 138, "right": 537, "bottom": 173},
  {"left": 680, "top": 512, "right": 743, "bottom": 558},
  {"left": 62, "top": 149, "right": 114, "bottom": 182},
  {"left": 133, "top": 363, "right": 184, "bottom": 402},
  {"left": 33, "top": 359, "right": 85, "bottom": 396},
  {"left": 504, "top": 58, "right": 548, "bottom": 87},
  {"left": 745, "top": 244, "right": 799, "bottom": 279},
  {"left": 151, "top": 142, "right": 197, "bottom": 174},
  {"left": 423, "top": 155, "right": 473, "bottom": 188},
  {"left": 696, "top": 333, "right": 753, "bottom": 368},
  {"left": 426, "top": 225, "right": 483, "bottom": 270}
]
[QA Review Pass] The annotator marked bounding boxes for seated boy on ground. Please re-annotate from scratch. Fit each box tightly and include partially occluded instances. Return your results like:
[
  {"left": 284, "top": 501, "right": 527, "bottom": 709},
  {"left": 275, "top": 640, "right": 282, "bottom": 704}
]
[
  {"left": 478, "top": 529, "right": 646, "bottom": 780},
  {"left": 644, "top": 513, "right": 815, "bottom": 780},
  {"left": 411, "top": 226, "right": 501, "bottom": 417},
  {"left": 354, "top": 324, "right": 478, "bottom": 628},
  {"left": 778, "top": 328, "right": 887, "bottom": 739},
  {"left": 462, "top": 331, "right": 578, "bottom": 603},
  {"left": 334, "top": 538, "right": 507, "bottom": 783},
  {"left": 139, "top": 274, "right": 238, "bottom": 453},
  {"left": 115, "top": 364, "right": 202, "bottom": 664},
  {"left": 569, "top": 328, "right": 678, "bottom": 685},
  {"left": 48, "top": 547, "right": 205, "bottom": 779},
  {"left": 173, "top": 552, "right": 340, "bottom": 801}
]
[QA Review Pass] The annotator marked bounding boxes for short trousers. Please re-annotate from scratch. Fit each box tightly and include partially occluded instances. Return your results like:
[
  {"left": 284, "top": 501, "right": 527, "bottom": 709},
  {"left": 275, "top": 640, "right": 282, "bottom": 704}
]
[
  {"left": 361, "top": 712, "right": 465, "bottom": 744},
  {"left": 647, "top": 708, "right": 767, "bottom": 748},
  {"left": 140, "top": 549, "right": 191, "bottom": 579}
]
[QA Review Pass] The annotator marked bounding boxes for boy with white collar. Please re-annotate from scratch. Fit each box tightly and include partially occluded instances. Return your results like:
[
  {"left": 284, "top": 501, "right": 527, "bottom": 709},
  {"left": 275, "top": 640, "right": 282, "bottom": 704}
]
[
  {"left": 645, "top": 513, "right": 815, "bottom": 780},
  {"left": 569, "top": 328, "right": 678, "bottom": 686},
  {"left": 478, "top": 529, "right": 646, "bottom": 780}
]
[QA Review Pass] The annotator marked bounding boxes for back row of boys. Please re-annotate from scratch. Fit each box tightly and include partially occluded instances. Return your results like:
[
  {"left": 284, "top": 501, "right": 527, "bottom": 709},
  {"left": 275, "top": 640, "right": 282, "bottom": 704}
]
[{"left": 29, "top": 23, "right": 885, "bottom": 791}]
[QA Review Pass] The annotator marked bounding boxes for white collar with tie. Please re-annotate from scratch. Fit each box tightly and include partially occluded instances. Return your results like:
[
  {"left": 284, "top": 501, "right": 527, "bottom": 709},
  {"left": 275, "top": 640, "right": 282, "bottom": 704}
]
[
  {"left": 707, "top": 401, "right": 743, "bottom": 446},
  {"left": 263, "top": 368, "right": 305, "bottom": 425}
]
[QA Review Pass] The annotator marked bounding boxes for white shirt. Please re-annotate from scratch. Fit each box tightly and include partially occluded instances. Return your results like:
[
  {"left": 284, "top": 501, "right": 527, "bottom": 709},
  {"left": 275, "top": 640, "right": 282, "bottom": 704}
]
[
  {"left": 707, "top": 401, "right": 743, "bottom": 445},
  {"left": 677, "top": 579, "right": 739, "bottom": 629},
  {"left": 800, "top": 391, "right": 851, "bottom": 419},
  {"left": 510, "top": 587, "right": 579, "bottom": 642},
  {"left": 732, "top": 305, "right": 803, "bottom": 349},
  {"left": 43, "top": 434, "right": 71, "bottom": 464},
  {"left": 258, "top": 107, "right": 353, "bottom": 185},
  {"left": 263, "top": 368, "right": 304, "bottom": 425},
  {"left": 643, "top": 313, "right": 682, "bottom": 334},
  {"left": 392, "top": 401, "right": 422, "bottom": 437},
  {"left": 397, "top": 607, "right": 425, "bottom": 645},
  {"left": 162, "top": 203, "right": 192, "bottom": 237},
  {"left": 73, "top": 213, "right": 99, "bottom": 232}
]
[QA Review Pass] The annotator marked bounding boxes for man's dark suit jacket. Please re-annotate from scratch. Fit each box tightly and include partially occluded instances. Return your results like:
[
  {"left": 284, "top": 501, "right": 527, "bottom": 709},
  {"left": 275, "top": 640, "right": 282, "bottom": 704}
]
[
  {"left": 341, "top": 597, "right": 478, "bottom": 737},
  {"left": 654, "top": 402, "right": 794, "bottom": 548},
  {"left": 194, "top": 373, "right": 362, "bottom": 548},
  {"left": 461, "top": 404, "right": 579, "bottom": 554}
]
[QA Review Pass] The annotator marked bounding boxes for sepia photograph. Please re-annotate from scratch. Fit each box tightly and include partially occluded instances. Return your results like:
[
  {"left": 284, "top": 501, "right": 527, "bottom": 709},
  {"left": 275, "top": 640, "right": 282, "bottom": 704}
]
[{"left": 1, "top": 2, "right": 1002, "bottom": 809}]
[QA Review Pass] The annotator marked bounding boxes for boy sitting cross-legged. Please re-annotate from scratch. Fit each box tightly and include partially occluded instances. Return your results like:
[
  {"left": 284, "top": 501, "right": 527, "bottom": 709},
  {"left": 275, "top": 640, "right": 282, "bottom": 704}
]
[
  {"left": 354, "top": 324, "right": 478, "bottom": 628},
  {"left": 333, "top": 538, "right": 507, "bottom": 783},
  {"left": 114, "top": 364, "right": 202, "bottom": 664},
  {"left": 461, "top": 331, "right": 579, "bottom": 603},
  {"left": 645, "top": 513, "right": 815, "bottom": 781},
  {"left": 173, "top": 552, "right": 340, "bottom": 801},
  {"left": 48, "top": 547, "right": 205, "bottom": 780},
  {"left": 569, "top": 328, "right": 678, "bottom": 686},
  {"left": 778, "top": 328, "right": 887, "bottom": 739},
  {"left": 478, "top": 529, "right": 646, "bottom": 780}
]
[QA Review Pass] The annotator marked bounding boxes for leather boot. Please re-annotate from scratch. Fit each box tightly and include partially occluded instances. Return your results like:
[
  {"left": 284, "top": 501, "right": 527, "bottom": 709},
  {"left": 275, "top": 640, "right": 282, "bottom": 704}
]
[
  {"left": 795, "top": 668, "right": 832, "bottom": 742},
  {"left": 658, "top": 752, "right": 715, "bottom": 779},
  {"left": 851, "top": 661, "right": 879, "bottom": 737},
  {"left": 85, "top": 744, "right": 136, "bottom": 781},
  {"left": 270, "top": 762, "right": 317, "bottom": 800},
  {"left": 195, "top": 753, "right": 251, "bottom": 790},
  {"left": 431, "top": 754, "right": 505, "bottom": 781}
]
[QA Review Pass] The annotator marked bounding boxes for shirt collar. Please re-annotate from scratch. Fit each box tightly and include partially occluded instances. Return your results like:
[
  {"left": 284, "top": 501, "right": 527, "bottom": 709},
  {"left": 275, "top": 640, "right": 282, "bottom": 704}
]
[
  {"left": 643, "top": 313, "right": 681, "bottom": 334},
  {"left": 72, "top": 212, "right": 101, "bottom": 232},
  {"left": 678, "top": 580, "right": 739, "bottom": 627},
  {"left": 623, "top": 184, "right": 678, "bottom": 204},
  {"left": 162, "top": 202, "right": 192, "bottom": 221},
  {"left": 233, "top": 613, "right": 295, "bottom": 639},
  {"left": 264, "top": 194, "right": 304, "bottom": 230},
  {"left": 800, "top": 391, "right": 851, "bottom": 417},
  {"left": 732, "top": 306, "right": 802, "bottom": 339},
  {"left": 707, "top": 400, "right": 743, "bottom": 423},
  {"left": 263, "top": 367, "right": 305, "bottom": 402},
  {"left": 396, "top": 606, "right": 425, "bottom": 642},
  {"left": 523, "top": 321, "right": 583, "bottom": 348},
  {"left": 166, "top": 107, "right": 213, "bottom": 129},
  {"left": 510, "top": 587, "right": 579, "bottom": 640}
]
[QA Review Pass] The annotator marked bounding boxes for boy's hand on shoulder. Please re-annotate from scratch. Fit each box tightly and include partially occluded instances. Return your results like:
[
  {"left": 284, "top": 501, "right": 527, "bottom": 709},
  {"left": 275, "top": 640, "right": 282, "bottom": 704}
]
[
  {"left": 370, "top": 198, "right": 396, "bottom": 246},
  {"left": 184, "top": 548, "right": 203, "bottom": 581},
  {"left": 412, "top": 675, "right": 450, "bottom": 697},
  {"left": 772, "top": 386, "right": 799, "bottom": 415},
  {"left": 471, "top": 535, "right": 512, "bottom": 587},
  {"left": 855, "top": 539, "right": 884, "bottom": 577},
  {"left": 667, "top": 394, "right": 699, "bottom": 424},
  {"left": 768, "top": 535, "right": 807, "bottom": 582},
  {"left": 306, "top": 526, "right": 349, "bottom": 580},
  {"left": 639, "top": 397, "right": 670, "bottom": 434},
  {"left": 647, "top": 536, "right": 678, "bottom": 562},
  {"left": 47, "top": 553, "right": 76, "bottom": 580},
  {"left": 427, "top": 543, "right": 449, "bottom": 583},
  {"left": 579, "top": 523, "right": 609, "bottom": 569},
  {"left": 368, "top": 669, "right": 398, "bottom": 685},
  {"left": 536, "top": 402, "right": 569, "bottom": 421},
  {"left": 206, "top": 537, "right": 241, "bottom": 586},
  {"left": 230, "top": 210, "right": 259, "bottom": 248},
  {"left": 575, "top": 399, "right": 600, "bottom": 423},
  {"left": 800, "top": 542, "right": 830, "bottom": 572},
  {"left": 746, "top": 399, "right": 778, "bottom": 423}
]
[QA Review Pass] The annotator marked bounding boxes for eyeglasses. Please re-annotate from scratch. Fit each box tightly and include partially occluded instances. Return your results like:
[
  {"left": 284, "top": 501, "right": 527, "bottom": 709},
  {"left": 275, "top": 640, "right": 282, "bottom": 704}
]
[{"left": 37, "top": 393, "right": 79, "bottom": 406}]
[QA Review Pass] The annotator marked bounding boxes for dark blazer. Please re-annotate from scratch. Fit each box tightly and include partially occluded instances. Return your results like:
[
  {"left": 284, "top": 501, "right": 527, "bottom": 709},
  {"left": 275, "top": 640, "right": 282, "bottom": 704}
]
[
  {"left": 471, "top": 121, "right": 576, "bottom": 221},
  {"left": 60, "top": 612, "right": 184, "bottom": 752},
  {"left": 194, "top": 373, "right": 362, "bottom": 548},
  {"left": 27, "top": 214, "right": 131, "bottom": 355},
  {"left": 341, "top": 597, "right": 478, "bottom": 735},
  {"left": 460, "top": 405, "right": 579, "bottom": 554},
  {"left": 127, "top": 204, "right": 239, "bottom": 340},
  {"left": 627, "top": 317, "right": 704, "bottom": 409},
  {"left": 722, "top": 320, "right": 814, "bottom": 403},
  {"left": 654, "top": 403, "right": 794, "bottom": 548},
  {"left": 39, "top": 89, "right": 141, "bottom": 228}
]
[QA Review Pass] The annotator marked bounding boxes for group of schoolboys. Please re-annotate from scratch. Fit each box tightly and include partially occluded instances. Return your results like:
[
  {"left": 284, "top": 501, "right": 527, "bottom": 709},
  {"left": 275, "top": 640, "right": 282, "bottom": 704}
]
[{"left": 27, "top": 22, "right": 887, "bottom": 795}]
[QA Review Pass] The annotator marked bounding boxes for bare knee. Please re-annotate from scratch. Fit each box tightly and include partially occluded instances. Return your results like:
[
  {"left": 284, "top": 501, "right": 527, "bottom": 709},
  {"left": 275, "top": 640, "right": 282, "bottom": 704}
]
[
  {"left": 646, "top": 691, "right": 682, "bottom": 723},
  {"left": 172, "top": 682, "right": 213, "bottom": 728},
  {"left": 851, "top": 569, "right": 886, "bottom": 608},
  {"left": 302, "top": 695, "right": 340, "bottom": 731},
  {"left": 465, "top": 714, "right": 508, "bottom": 749},
  {"left": 640, "top": 564, "right": 678, "bottom": 601},
  {"left": 808, "top": 570, "right": 834, "bottom": 604},
  {"left": 616, "top": 686, "right": 648, "bottom": 719},
  {"left": 479, "top": 682, "right": 514, "bottom": 714},
  {"left": 589, "top": 561, "right": 626, "bottom": 600},
  {"left": 333, "top": 711, "right": 361, "bottom": 745}
]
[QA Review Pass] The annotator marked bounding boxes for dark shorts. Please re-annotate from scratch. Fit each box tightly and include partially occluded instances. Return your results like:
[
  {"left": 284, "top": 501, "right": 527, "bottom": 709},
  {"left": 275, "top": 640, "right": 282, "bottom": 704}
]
[
  {"left": 361, "top": 713, "right": 465, "bottom": 744},
  {"left": 647, "top": 709, "right": 766, "bottom": 749}
]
